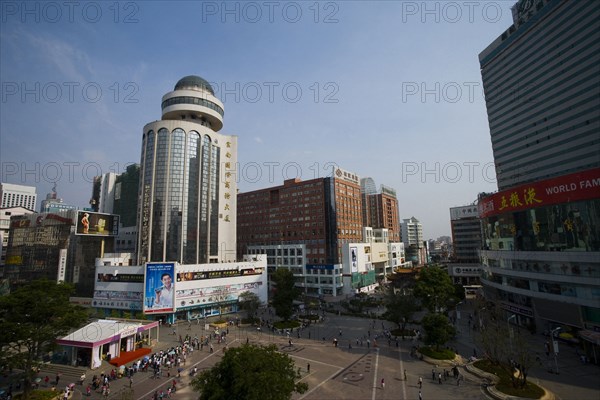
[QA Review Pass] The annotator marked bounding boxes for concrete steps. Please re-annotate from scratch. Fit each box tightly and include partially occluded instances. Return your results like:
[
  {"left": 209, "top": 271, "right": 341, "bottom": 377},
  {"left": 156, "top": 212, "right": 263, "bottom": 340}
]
[{"left": 38, "top": 363, "right": 87, "bottom": 385}]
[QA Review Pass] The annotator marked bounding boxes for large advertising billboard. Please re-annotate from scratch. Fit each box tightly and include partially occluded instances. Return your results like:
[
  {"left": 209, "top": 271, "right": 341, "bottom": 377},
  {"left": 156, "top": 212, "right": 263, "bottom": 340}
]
[
  {"left": 144, "top": 263, "right": 175, "bottom": 314},
  {"left": 76, "top": 211, "right": 119, "bottom": 236},
  {"left": 478, "top": 168, "right": 600, "bottom": 218}
]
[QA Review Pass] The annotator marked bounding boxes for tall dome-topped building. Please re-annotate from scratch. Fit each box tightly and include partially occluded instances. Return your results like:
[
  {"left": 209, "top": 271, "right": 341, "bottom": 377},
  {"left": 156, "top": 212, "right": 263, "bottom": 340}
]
[
  {"left": 137, "top": 75, "right": 237, "bottom": 265},
  {"left": 161, "top": 75, "right": 224, "bottom": 131}
]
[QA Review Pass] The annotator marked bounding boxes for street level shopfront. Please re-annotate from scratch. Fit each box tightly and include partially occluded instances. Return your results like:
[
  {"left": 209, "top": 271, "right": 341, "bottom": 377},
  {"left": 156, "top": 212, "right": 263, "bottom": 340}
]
[{"left": 56, "top": 319, "right": 159, "bottom": 369}]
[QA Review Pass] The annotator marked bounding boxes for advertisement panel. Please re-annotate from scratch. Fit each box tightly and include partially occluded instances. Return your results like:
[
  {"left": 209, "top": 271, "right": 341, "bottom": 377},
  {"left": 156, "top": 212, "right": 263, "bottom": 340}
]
[
  {"left": 350, "top": 247, "right": 358, "bottom": 273},
  {"left": 479, "top": 168, "right": 600, "bottom": 218},
  {"left": 76, "top": 211, "right": 119, "bottom": 236},
  {"left": 144, "top": 263, "right": 175, "bottom": 314}
]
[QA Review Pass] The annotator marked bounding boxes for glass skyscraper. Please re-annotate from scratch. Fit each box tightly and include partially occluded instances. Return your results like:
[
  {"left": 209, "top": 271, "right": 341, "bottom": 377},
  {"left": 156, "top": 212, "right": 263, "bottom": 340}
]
[
  {"left": 137, "top": 76, "right": 237, "bottom": 265},
  {"left": 479, "top": 0, "right": 599, "bottom": 190},
  {"left": 478, "top": 0, "right": 600, "bottom": 342}
]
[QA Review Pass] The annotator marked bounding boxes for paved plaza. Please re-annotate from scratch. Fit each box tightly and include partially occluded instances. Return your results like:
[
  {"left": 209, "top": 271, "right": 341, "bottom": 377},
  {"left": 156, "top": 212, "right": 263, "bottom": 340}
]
[{"left": 17, "top": 304, "right": 599, "bottom": 400}]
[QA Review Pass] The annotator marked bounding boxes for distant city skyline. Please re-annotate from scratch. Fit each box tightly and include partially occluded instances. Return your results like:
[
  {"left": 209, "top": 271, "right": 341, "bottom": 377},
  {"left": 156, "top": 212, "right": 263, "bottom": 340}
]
[{"left": 0, "top": 1, "right": 516, "bottom": 239}]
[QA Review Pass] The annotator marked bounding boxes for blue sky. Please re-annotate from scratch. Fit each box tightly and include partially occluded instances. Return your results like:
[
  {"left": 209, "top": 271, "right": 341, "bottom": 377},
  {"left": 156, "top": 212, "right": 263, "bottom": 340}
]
[{"left": 0, "top": 1, "right": 515, "bottom": 240}]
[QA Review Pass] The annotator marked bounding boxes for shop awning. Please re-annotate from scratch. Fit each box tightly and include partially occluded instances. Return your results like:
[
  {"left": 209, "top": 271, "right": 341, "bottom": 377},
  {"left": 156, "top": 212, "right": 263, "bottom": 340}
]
[
  {"left": 57, "top": 319, "right": 143, "bottom": 348},
  {"left": 578, "top": 330, "right": 600, "bottom": 346}
]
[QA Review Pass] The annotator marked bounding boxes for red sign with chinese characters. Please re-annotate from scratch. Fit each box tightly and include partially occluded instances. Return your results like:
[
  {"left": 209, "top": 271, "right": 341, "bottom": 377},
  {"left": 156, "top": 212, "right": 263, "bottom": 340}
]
[{"left": 479, "top": 168, "right": 600, "bottom": 218}]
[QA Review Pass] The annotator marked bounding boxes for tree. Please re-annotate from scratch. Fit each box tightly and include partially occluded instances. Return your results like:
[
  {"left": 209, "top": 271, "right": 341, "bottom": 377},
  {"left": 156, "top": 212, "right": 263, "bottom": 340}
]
[
  {"left": 413, "top": 266, "right": 456, "bottom": 313},
  {"left": 474, "top": 302, "right": 535, "bottom": 389},
  {"left": 0, "top": 280, "right": 88, "bottom": 399},
  {"left": 191, "top": 344, "right": 308, "bottom": 400},
  {"left": 238, "top": 291, "right": 261, "bottom": 321},
  {"left": 452, "top": 283, "right": 466, "bottom": 303},
  {"left": 511, "top": 328, "right": 536, "bottom": 388},
  {"left": 271, "top": 269, "right": 299, "bottom": 321},
  {"left": 474, "top": 305, "right": 510, "bottom": 366},
  {"left": 382, "top": 288, "right": 419, "bottom": 338},
  {"left": 421, "top": 313, "right": 456, "bottom": 351}
]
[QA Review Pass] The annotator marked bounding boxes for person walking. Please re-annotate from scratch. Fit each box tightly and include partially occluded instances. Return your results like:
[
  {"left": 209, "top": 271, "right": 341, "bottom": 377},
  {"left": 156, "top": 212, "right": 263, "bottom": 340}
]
[
  {"left": 438, "top": 372, "right": 442, "bottom": 384},
  {"left": 307, "top": 363, "right": 310, "bottom": 373},
  {"left": 419, "top": 390, "right": 423, "bottom": 400},
  {"left": 404, "top": 369, "right": 407, "bottom": 381},
  {"left": 418, "top": 376, "right": 423, "bottom": 389},
  {"left": 381, "top": 378, "right": 385, "bottom": 389}
]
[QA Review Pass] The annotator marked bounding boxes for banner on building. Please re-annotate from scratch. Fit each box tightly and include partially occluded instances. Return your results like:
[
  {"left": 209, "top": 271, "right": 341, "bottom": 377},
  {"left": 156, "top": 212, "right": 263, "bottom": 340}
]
[
  {"left": 479, "top": 168, "right": 599, "bottom": 218},
  {"left": 144, "top": 263, "right": 175, "bottom": 314}
]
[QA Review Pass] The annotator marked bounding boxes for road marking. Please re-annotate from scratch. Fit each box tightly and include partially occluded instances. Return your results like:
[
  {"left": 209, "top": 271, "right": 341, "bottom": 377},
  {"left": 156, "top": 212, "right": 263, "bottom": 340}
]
[
  {"left": 398, "top": 343, "right": 407, "bottom": 399},
  {"left": 298, "top": 367, "right": 344, "bottom": 400},
  {"left": 290, "top": 354, "right": 344, "bottom": 369},
  {"left": 371, "top": 348, "right": 380, "bottom": 400},
  {"left": 137, "top": 339, "right": 239, "bottom": 400}
]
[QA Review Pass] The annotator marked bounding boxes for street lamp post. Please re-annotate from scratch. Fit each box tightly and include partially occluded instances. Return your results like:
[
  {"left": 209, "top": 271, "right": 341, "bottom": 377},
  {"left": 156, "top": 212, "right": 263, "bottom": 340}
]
[
  {"left": 479, "top": 307, "right": 486, "bottom": 331},
  {"left": 507, "top": 314, "right": 516, "bottom": 354},
  {"left": 551, "top": 327, "right": 561, "bottom": 374}
]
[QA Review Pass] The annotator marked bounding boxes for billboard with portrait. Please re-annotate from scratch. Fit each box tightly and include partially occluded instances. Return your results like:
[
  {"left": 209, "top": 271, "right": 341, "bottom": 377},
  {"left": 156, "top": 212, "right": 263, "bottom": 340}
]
[
  {"left": 144, "top": 263, "right": 175, "bottom": 314},
  {"left": 76, "top": 211, "right": 119, "bottom": 236}
]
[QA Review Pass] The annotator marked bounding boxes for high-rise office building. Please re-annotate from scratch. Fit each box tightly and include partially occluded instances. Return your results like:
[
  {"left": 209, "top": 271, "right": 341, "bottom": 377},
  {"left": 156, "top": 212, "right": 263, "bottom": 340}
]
[
  {"left": 450, "top": 205, "right": 483, "bottom": 263},
  {"left": 0, "top": 183, "right": 36, "bottom": 210},
  {"left": 92, "top": 165, "right": 140, "bottom": 252},
  {"left": 360, "top": 177, "right": 377, "bottom": 195},
  {"left": 91, "top": 173, "right": 117, "bottom": 214},
  {"left": 113, "top": 164, "right": 140, "bottom": 229},
  {"left": 480, "top": 0, "right": 599, "bottom": 190},
  {"left": 361, "top": 181, "right": 401, "bottom": 243},
  {"left": 238, "top": 167, "right": 362, "bottom": 266},
  {"left": 478, "top": 0, "right": 600, "bottom": 342},
  {"left": 401, "top": 217, "right": 425, "bottom": 265},
  {"left": 0, "top": 206, "right": 33, "bottom": 271},
  {"left": 40, "top": 184, "right": 77, "bottom": 213},
  {"left": 137, "top": 76, "right": 237, "bottom": 265},
  {"left": 448, "top": 205, "right": 483, "bottom": 286}
]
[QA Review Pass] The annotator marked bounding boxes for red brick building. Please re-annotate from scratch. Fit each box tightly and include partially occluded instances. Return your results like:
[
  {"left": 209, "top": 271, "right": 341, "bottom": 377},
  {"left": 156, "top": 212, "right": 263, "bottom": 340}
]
[
  {"left": 237, "top": 168, "right": 363, "bottom": 265},
  {"left": 362, "top": 184, "right": 400, "bottom": 243}
]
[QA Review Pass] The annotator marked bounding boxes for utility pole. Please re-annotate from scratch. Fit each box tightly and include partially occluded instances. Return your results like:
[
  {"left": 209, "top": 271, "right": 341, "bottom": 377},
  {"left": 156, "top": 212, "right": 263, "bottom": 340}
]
[{"left": 551, "top": 327, "right": 561, "bottom": 374}]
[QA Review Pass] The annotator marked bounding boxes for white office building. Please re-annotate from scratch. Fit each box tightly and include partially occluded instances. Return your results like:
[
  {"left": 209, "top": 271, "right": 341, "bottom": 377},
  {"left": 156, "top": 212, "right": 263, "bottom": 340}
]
[{"left": 0, "top": 183, "right": 36, "bottom": 210}]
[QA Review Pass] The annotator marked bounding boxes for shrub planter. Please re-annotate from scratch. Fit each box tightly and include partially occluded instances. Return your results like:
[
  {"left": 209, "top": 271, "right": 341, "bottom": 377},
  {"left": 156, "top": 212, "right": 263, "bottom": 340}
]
[{"left": 467, "top": 361, "right": 552, "bottom": 400}]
